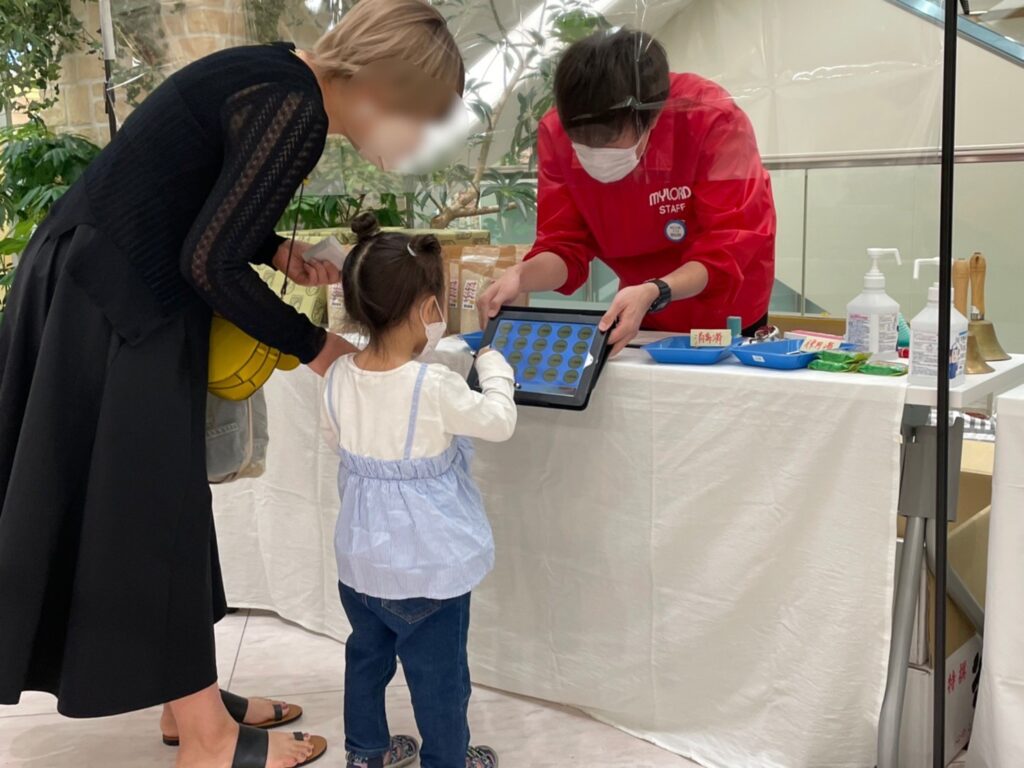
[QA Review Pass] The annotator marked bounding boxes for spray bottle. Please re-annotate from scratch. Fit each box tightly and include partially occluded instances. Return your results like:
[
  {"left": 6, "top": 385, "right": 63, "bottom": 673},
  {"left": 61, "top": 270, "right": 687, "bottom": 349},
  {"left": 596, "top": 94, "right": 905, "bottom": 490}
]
[
  {"left": 845, "top": 248, "right": 902, "bottom": 358},
  {"left": 908, "top": 258, "right": 969, "bottom": 387}
]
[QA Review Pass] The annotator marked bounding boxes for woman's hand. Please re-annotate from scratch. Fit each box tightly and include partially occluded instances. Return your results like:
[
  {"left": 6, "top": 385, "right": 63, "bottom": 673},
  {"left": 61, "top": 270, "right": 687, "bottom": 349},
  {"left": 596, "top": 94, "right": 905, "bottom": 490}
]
[
  {"left": 307, "top": 333, "right": 355, "bottom": 377},
  {"left": 272, "top": 239, "right": 340, "bottom": 286},
  {"left": 477, "top": 264, "right": 523, "bottom": 326},
  {"left": 599, "top": 283, "right": 660, "bottom": 356}
]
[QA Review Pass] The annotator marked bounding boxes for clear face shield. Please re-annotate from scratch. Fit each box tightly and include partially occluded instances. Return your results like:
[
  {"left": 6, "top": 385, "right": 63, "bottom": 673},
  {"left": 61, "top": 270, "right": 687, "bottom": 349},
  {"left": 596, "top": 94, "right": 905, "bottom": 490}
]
[{"left": 553, "top": 27, "right": 671, "bottom": 182}]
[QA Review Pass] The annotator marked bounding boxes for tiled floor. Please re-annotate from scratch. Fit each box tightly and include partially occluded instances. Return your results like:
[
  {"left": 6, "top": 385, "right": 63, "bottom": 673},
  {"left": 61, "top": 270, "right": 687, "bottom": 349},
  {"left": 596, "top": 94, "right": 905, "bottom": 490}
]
[{"left": 0, "top": 610, "right": 699, "bottom": 767}]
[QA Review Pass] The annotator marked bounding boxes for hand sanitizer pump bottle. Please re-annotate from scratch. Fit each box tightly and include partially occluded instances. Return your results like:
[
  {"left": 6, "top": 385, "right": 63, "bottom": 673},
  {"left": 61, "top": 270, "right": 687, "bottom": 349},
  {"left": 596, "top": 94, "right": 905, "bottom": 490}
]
[
  {"left": 908, "top": 258, "right": 969, "bottom": 387},
  {"left": 845, "top": 248, "right": 902, "bottom": 359}
]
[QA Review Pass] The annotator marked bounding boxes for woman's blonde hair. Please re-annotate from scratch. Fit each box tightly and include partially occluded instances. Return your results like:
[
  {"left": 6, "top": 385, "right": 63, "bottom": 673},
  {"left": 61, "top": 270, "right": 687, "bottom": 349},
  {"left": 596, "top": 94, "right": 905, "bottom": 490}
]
[{"left": 313, "top": 0, "right": 465, "bottom": 116}]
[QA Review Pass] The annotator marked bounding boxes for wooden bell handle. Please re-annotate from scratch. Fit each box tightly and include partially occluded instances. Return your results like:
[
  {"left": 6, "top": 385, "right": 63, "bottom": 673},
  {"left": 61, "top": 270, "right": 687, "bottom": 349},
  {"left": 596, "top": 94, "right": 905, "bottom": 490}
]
[
  {"left": 953, "top": 259, "right": 970, "bottom": 318},
  {"left": 970, "top": 252, "right": 986, "bottom": 319}
]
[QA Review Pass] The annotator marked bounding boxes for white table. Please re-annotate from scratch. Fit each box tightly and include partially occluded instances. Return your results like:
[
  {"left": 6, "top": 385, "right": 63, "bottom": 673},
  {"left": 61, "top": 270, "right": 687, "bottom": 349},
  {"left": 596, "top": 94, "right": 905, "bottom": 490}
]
[
  {"left": 905, "top": 355, "right": 1024, "bottom": 409},
  {"left": 211, "top": 346, "right": 1024, "bottom": 768},
  {"left": 968, "top": 383, "right": 1024, "bottom": 768},
  {"left": 877, "top": 355, "right": 1024, "bottom": 768}
]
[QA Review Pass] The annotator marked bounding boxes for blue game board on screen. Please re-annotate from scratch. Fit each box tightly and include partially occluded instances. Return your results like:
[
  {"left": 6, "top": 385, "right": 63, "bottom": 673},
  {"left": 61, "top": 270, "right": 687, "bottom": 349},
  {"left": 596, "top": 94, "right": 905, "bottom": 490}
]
[{"left": 468, "top": 308, "right": 611, "bottom": 410}]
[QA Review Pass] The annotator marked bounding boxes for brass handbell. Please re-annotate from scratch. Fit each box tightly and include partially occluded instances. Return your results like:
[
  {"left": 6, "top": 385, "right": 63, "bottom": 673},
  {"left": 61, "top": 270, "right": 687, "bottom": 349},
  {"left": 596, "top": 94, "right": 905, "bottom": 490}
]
[
  {"left": 965, "top": 331, "right": 995, "bottom": 375},
  {"left": 955, "top": 255, "right": 1001, "bottom": 374},
  {"left": 973, "top": 321, "right": 1009, "bottom": 361},
  {"left": 969, "top": 253, "right": 1010, "bottom": 361}
]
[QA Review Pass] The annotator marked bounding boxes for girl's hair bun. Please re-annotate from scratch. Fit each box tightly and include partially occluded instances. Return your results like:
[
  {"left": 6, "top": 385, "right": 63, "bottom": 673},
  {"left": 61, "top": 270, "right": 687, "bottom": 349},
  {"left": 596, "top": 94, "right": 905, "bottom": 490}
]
[
  {"left": 351, "top": 211, "right": 381, "bottom": 242},
  {"left": 409, "top": 233, "right": 442, "bottom": 259}
]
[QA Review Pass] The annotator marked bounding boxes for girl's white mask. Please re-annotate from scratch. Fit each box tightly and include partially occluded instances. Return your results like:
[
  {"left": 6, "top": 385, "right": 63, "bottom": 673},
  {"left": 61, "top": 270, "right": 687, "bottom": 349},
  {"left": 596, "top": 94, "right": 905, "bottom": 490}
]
[
  {"left": 572, "top": 136, "right": 646, "bottom": 183},
  {"left": 420, "top": 297, "right": 447, "bottom": 356}
]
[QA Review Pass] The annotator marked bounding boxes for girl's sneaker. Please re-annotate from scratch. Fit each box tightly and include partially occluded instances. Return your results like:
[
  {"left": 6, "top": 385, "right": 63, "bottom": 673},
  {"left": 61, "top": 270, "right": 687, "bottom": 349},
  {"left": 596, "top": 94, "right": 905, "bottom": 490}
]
[
  {"left": 467, "top": 745, "right": 499, "bottom": 767},
  {"left": 346, "top": 735, "right": 419, "bottom": 768}
]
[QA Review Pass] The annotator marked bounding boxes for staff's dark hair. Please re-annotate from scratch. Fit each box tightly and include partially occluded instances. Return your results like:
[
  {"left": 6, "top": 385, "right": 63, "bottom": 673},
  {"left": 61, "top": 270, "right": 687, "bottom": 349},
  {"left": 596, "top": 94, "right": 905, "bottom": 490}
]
[
  {"left": 554, "top": 28, "right": 670, "bottom": 147},
  {"left": 342, "top": 212, "right": 445, "bottom": 339}
]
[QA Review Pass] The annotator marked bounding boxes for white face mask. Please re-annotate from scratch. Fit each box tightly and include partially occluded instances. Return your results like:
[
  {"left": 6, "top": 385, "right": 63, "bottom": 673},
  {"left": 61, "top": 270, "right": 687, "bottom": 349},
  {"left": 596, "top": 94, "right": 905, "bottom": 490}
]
[
  {"left": 572, "top": 137, "right": 645, "bottom": 183},
  {"left": 420, "top": 297, "right": 447, "bottom": 356},
  {"left": 354, "top": 103, "right": 425, "bottom": 172}
]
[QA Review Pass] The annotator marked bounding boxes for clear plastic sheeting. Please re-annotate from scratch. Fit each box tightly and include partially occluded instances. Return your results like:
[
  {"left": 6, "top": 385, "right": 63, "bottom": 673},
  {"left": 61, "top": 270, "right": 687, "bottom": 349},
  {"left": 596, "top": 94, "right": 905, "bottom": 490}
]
[
  {"left": 79, "top": 0, "right": 969, "bottom": 764},
  {"left": 83, "top": 0, "right": 952, "bottom": 247}
]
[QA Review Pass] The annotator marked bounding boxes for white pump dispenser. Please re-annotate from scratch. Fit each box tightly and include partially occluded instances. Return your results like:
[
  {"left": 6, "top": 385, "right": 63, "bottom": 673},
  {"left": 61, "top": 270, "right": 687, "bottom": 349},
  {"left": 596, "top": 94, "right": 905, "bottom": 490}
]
[
  {"left": 845, "top": 248, "right": 902, "bottom": 358},
  {"left": 908, "top": 258, "right": 968, "bottom": 387}
]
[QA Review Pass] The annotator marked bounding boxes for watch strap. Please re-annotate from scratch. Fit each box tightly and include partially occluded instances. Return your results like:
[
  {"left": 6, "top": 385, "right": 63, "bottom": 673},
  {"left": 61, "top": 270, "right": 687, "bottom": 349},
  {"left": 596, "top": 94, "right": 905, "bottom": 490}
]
[{"left": 646, "top": 279, "right": 672, "bottom": 313}]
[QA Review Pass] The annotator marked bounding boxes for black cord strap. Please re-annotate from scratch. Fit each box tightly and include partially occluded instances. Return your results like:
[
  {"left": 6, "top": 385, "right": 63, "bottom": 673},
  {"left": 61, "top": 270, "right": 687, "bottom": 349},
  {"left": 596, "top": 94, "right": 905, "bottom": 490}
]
[{"left": 280, "top": 180, "right": 305, "bottom": 297}]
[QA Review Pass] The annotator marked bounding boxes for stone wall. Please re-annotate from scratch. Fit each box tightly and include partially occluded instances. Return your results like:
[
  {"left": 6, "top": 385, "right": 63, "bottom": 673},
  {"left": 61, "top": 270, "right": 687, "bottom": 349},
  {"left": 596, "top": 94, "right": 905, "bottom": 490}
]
[{"left": 41, "top": 0, "right": 282, "bottom": 144}]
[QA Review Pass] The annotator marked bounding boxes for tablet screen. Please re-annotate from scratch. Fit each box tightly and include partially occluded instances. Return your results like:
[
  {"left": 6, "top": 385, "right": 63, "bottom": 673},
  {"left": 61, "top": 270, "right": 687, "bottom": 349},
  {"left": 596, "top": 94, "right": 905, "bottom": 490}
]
[
  {"left": 490, "top": 318, "right": 597, "bottom": 397},
  {"left": 468, "top": 308, "right": 610, "bottom": 410}
]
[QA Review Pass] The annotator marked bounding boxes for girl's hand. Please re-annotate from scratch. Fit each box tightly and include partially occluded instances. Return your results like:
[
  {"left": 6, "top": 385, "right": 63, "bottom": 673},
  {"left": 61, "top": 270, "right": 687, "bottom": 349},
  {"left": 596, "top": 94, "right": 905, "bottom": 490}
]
[
  {"left": 307, "top": 333, "right": 355, "bottom": 377},
  {"left": 272, "top": 240, "right": 341, "bottom": 286}
]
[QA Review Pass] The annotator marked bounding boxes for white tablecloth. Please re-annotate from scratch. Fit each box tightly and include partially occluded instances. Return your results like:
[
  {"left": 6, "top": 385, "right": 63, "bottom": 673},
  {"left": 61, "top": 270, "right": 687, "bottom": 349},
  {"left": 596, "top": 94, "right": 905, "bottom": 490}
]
[
  {"left": 212, "top": 347, "right": 907, "bottom": 768},
  {"left": 968, "top": 384, "right": 1024, "bottom": 768}
]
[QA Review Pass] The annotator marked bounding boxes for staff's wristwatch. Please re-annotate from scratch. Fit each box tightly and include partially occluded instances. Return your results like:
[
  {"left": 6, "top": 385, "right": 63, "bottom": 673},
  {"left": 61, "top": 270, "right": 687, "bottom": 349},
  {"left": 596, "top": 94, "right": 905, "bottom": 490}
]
[{"left": 646, "top": 279, "right": 672, "bottom": 313}]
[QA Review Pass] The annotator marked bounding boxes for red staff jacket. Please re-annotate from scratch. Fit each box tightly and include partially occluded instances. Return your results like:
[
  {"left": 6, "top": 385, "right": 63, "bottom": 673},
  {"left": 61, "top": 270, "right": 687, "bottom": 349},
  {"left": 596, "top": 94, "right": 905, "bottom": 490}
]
[{"left": 526, "top": 73, "right": 776, "bottom": 332}]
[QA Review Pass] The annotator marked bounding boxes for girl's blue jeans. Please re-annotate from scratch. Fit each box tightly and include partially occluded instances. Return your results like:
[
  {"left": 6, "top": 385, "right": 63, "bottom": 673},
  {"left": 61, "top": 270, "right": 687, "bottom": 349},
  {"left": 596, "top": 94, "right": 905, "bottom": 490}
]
[{"left": 339, "top": 582, "right": 472, "bottom": 768}]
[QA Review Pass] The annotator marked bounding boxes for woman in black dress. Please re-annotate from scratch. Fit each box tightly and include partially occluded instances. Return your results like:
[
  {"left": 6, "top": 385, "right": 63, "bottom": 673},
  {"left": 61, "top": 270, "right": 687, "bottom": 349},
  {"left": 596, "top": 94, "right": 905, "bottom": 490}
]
[{"left": 0, "top": 0, "right": 464, "bottom": 766}]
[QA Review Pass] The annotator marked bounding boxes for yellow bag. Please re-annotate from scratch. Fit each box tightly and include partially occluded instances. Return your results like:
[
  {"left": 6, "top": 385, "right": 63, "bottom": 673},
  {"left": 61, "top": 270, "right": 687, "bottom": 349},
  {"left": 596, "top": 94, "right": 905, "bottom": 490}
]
[{"left": 208, "top": 316, "right": 300, "bottom": 401}]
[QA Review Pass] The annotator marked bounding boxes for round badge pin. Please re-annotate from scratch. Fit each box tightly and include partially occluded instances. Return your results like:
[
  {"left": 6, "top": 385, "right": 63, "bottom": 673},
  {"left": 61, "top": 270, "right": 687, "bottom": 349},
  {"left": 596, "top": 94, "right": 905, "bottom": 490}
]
[{"left": 665, "top": 219, "right": 687, "bottom": 243}]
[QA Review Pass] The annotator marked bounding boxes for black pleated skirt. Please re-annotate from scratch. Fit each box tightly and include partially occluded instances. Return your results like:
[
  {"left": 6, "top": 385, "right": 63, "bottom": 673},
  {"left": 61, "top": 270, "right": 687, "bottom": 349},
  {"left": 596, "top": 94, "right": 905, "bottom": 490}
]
[{"left": 0, "top": 191, "right": 226, "bottom": 717}]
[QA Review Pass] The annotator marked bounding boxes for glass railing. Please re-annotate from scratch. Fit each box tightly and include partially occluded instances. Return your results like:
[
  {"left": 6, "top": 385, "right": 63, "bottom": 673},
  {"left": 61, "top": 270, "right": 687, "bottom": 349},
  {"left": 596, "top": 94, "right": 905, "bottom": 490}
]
[
  {"left": 480, "top": 149, "right": 1024, "bottom": 355},
  {"left": 888, "top": 0, "right": 1024, "bottom": 64}
]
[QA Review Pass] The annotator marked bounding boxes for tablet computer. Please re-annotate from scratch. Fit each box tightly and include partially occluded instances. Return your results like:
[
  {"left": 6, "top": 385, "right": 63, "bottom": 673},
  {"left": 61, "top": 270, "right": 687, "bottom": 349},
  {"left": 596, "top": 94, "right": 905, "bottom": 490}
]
[{"left": 467, "top": 307, "right": 611, "bottom": 410}]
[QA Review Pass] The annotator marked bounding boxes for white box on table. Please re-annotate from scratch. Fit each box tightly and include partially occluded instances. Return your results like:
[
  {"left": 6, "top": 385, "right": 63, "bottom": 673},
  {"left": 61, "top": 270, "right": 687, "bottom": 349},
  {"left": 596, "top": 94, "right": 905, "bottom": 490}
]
[{"left": 899, "top": 635, "right": 981, "bottom": 767}]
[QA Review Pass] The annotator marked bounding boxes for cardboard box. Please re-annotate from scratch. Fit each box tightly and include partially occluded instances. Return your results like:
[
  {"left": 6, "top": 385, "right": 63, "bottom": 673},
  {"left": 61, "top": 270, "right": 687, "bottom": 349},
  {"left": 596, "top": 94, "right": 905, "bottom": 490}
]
[
  {"left": 769, "top": 312, "right": 847, "bottom": 337},
  {"left": 443, "top": 244, "right": 530, "bottom": 336},
  {"left": 923, "top": 441, "right": 991, "bottom": 664},
  {"left": 925, "top": 506, "right": 990, "bottom": 665},
  {"left": 899, "top": 635, "right": 981, "bottom": 767}
]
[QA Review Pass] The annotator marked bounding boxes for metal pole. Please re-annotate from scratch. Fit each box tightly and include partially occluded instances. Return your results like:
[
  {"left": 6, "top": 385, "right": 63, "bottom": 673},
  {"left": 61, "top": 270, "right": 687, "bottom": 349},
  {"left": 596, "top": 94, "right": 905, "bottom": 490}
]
[
  {"left": 934, "top": 0, "right": 959, "bottom": 764},
  {"left": 99, "top": 0, "right": 118, "bottom": 140}
]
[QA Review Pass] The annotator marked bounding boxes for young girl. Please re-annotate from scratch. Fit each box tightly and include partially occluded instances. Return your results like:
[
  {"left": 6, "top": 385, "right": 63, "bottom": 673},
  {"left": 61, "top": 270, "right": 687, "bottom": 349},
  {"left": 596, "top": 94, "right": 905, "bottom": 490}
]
[{"left": 322, "top": 213, "right": 517, "bottom": 768}]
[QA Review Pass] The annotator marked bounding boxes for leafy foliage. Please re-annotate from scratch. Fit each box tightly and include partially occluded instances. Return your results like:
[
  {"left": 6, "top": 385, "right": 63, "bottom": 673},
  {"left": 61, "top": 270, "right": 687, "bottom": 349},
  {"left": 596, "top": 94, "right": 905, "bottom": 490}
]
[
  {"left": 0, "top": 121, "right": 101, "bottom": 320},
  {"left": 407, "top": 0, "right": 607, "bottom": 230},
  {"left": 0, "top": 121, "right": 100, "bottom": 228},
  {"left": 0, "top": 0, "right": 88, "bottom": 117},
  {"left": 278, "top": 191, "right": 404, "bottom": 231}
]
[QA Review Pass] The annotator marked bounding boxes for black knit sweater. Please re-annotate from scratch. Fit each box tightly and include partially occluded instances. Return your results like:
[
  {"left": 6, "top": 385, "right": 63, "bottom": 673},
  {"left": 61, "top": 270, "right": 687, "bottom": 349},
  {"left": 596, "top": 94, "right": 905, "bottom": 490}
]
[{"left": 82, "top": 42, "right": 328, "bottom": 362}]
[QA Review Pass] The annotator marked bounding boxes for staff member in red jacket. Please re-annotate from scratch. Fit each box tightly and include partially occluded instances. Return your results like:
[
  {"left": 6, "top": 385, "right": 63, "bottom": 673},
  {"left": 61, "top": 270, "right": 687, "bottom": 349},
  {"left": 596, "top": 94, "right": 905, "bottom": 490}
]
[{"left": 479, "top": 29, "right": 776, "bottom": 354}]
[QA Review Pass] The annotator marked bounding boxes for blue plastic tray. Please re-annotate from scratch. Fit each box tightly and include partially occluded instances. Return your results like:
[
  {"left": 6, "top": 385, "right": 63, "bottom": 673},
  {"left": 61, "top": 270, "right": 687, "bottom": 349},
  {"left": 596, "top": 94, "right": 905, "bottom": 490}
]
[
  {"left": 460, "top": 331, "right": 485, "bottom": 352},
  {"left": 643, "top": 335, "right": 736, "bottom": 365},
  {"left": 731, "top": 339, "right": 854, "bottom": 370}
]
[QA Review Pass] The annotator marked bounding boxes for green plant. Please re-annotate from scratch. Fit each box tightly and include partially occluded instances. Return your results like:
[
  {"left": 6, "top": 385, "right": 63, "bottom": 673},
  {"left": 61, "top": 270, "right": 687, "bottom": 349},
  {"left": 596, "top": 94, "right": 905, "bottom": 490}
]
[
  {"left": 0, "top": 121, "right": 100, "bottom": 227},
  {"left": 277, "top": 191, "right": 403, "bottom": 231},
  {"left": 414, "top": 0, "right": 607, "bottom": 229},
  {"left": 0, "top": 256, "right": 15, "bottom": 323},
  {"left": 0, "top": 121, "right": 101, "bottom": 320},
  {"left": 0, "top": 0, "right": 88, "bottom": 117}
]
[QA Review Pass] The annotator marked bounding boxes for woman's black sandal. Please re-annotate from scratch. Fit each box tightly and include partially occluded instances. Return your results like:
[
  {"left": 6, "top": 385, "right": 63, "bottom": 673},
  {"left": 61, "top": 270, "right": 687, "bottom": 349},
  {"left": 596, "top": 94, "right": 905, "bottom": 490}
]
[
  {"left": 162, "top": 689, "right": 304, "bottom": 746},
  {"left": 231, "top": 726, "right": 328, "bottom": 768}
]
